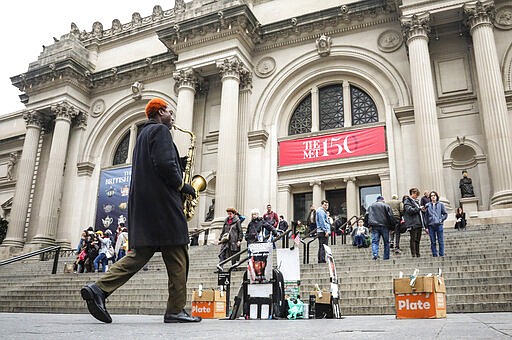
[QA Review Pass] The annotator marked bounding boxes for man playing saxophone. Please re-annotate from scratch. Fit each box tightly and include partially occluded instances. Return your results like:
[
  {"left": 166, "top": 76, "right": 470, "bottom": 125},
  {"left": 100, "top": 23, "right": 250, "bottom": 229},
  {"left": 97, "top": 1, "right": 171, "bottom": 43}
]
[{"left": 81, "top": 97, "right": 202, "bottom": 324}]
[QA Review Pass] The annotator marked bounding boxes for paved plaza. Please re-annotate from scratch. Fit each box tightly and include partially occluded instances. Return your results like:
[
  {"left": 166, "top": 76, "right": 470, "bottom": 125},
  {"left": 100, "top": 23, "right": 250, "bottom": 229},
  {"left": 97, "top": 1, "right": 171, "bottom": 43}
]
[{"left": 0, "top": 312, "right": 511, "bottom": 339}]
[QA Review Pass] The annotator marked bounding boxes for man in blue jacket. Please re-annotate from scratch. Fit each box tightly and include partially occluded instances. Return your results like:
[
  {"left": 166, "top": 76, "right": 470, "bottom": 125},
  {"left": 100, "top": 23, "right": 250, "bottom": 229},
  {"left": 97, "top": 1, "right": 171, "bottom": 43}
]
[
  {"left": 424, "top": 191, "right": 448, "bottom": 257},
  {"left": 316, "top": 200, "right": 331, "bottom": 263},
  {"left": 80, "top": 98, "right": 200, "bottom": 324}
]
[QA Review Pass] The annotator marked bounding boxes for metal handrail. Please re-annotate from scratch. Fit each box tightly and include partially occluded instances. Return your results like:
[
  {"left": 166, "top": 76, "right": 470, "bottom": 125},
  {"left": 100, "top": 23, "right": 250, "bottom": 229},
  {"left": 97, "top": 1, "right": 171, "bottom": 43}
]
[
  {"left": 305, "top": 235, "right": 319, "bottom": 264},
  {"left": 188, "top": 228, "right": 210, "bottom": 246},
  {"left": 216, "top": 229, "right": 292, "bottom": 271},
  {"left": 215, "top": 229, "right": 292, "bottom": 317},
  {"left": 338, "top": 215, "right": 363, "bottom": 244},
  {"left": 0, "top": 246, "right": 61, "bottom": 274}
]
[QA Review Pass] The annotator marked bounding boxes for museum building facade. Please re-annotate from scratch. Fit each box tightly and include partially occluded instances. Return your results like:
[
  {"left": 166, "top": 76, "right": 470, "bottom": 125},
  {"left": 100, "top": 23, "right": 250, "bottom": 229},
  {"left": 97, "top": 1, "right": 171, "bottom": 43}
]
[{"left": 0, "top": 0, "right": 512, "bottom": 254}]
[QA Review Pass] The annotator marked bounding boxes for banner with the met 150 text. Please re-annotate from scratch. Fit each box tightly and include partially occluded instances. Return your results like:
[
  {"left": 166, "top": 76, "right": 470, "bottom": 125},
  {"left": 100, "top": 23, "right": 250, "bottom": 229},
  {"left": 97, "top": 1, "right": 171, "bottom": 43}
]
[
  {"left": 278, "top": 126, "right": 386, "bottom": 166},
  {"left": 95, "top": 166, "right": 131, "bottom": 234}
]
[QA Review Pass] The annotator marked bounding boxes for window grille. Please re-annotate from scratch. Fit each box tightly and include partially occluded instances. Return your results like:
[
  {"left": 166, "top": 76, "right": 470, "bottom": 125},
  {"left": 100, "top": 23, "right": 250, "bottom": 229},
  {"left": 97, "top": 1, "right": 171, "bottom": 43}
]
[
  {"left": 319, "top": 84, "right": 344, "bottom": 130},
  {"left": 289, "top": 94, "right": 312, "bottom": 135},
  {"left": 351, "top": 85, "right": 378, "bottom": 125},
  {"left": 113, "top": 132, "right": 130, "bottom": 165}
]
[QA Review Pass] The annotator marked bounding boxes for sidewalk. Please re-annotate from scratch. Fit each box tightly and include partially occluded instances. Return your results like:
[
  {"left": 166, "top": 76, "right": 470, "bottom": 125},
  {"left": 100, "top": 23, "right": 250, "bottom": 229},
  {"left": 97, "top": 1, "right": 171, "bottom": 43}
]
[{"left": 1, "top": 312, "right": 511, "bottom": 339}]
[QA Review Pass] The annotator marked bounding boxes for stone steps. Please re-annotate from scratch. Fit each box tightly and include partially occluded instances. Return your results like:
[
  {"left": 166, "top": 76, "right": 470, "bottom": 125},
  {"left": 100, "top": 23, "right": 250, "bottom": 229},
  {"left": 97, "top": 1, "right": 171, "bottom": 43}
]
[{"left": 0, "top": 223, "right": 511, "bottom": 316}]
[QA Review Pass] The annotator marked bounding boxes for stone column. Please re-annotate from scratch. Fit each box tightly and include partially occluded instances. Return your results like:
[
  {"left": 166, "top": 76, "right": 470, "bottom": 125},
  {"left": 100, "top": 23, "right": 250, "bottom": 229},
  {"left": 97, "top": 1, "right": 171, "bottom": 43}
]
[
  {"left": 344, "top": 177, "right": 358, "bottom": 218},
  {"left": 237, "top": 72, "right": 252, "bottom": 213},
  {"left": 342, "top": 80, "right": 351, "bottom": 127},
  {"left": 401, "top": 13, "right": 448, "bottom": 205},
  {"left": 126, "top": 124, "right": 137, "bottom": 164},
  {"left": 277, "top": 184, "right": 292, "bottom": 221},
  {"left": 55, "top": 112, "right": 88, "bottom": 249},
  {"left": 0, "top": 111, "right": 43, "bottom": 256},
  {"left": 311, "top": 86, "right": 319, "bottom": 132},
  {"left": 379, "top": 173, "right": 392, "bottom": 202},
  {"left": 172, "top": 68, "right": 198, "bottom": 155},
  {"left": 245, "top": 131, "right": 269, "bottom": 214},
  {"left": 310, "top": 181, "right": 322, "bottom": 207},
  {"left": 27, "top": 102, "right": 78, "bottom": 250},
  {"left": 212, "top": 57, "right": 245, "bottom": 223},
  {"left": 464, "top": 0, "right": 512, "bottom": 207}
]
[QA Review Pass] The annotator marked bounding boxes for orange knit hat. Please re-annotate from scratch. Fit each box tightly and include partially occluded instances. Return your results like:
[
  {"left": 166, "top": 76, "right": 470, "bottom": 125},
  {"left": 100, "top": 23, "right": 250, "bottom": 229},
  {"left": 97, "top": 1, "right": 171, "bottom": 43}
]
[{"left": 145, "top": 98, "right": 168, "bottom": 118}]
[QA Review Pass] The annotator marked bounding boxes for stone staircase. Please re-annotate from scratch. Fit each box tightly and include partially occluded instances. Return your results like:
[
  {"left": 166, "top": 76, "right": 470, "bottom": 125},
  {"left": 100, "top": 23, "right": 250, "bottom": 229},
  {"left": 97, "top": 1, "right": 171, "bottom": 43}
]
[{"left": 0, "top": 224, "right": 511, "bottom": 316}]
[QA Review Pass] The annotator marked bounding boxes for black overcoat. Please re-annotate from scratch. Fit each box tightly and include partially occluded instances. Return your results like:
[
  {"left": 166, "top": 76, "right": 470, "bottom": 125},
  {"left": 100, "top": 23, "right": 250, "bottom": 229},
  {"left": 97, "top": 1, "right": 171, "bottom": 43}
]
[
  {"left": 403, "top": 197, "right": 424, "bottom": 230},
  {"left": 128, "top": 120, "right": 188, "bottom": 248}
]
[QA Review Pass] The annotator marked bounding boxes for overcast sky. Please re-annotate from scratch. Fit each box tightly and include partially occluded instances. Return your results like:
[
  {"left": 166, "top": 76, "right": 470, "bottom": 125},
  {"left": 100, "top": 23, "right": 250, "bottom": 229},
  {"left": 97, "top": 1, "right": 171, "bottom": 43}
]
[{"left": 1, "top": 1, "right": 176, "bottom": 116}]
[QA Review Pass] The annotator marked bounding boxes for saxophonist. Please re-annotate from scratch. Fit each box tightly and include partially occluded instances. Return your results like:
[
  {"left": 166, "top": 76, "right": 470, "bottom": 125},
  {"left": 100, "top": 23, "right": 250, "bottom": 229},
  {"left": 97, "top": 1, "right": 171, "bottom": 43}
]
[{"left": 80, "top": 98, "right": 201, "bottom": 324}]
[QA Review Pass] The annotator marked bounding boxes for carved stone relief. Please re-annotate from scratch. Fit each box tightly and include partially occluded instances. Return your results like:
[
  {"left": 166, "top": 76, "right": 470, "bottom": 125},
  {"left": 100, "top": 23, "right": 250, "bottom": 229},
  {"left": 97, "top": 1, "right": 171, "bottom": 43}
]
[
  {"left": 495, "top": 6, "right": 512, "bottom": 30},
  {"left": 377, "top": 30, "right": 403, "bottom": 53},
  {"left": 91, "top": 99, "right": 106, "bottom": 117},
  {"left": 255, "top": 57, "right": 276, "bottom": 78}
]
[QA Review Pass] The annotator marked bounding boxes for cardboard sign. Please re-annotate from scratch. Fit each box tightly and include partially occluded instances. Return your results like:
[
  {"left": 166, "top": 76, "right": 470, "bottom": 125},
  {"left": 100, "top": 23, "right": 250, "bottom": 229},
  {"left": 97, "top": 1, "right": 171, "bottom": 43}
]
[
  {"left": 191, "top": 289, "right": 226, "bottom": 319},
  {"left": 394, "top": 275, "right": 446, "bottom": 319},
  {"left": 395, "top": 292, "right": 446, "bottom": 319}
]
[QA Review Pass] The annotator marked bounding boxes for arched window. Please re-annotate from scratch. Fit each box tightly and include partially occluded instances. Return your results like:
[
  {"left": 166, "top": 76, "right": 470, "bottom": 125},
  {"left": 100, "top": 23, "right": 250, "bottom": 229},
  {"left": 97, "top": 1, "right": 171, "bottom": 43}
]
[
  {"left": 113, "top": 131, "right": 130, "bottom": 166},
  {"left": 351, "top": 85, "right": 378, "bottom": 125},
  {"left": 319, "top": 84, "right": 344, "bottom": 130},
  {"left": 287, "top": 82, "right": 378, "bottom": 136},
  {"left": 289, "top": 94, "right": 312, "bottom": 135}
]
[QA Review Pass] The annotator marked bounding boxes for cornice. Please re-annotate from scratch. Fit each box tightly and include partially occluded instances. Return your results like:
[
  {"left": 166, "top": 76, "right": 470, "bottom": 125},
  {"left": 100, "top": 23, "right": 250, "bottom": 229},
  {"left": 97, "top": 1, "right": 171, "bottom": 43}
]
[
  {"left": 11, "top": 52, "right": 176, "bottom": 97},
  {"left": 158, "top": 1, "right": 398, "bottom": 54},
  {"left": 157, "top": 5, "right": 261, "bottom": 54}
]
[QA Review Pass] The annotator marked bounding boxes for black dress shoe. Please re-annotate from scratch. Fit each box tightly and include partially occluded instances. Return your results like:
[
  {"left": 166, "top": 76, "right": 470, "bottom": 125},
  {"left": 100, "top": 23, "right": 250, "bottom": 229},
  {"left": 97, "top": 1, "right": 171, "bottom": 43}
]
[
  {"left": 164, "top": 310, "right": 202, "bottom": 323},
  {"left": 81, "top": 283, "right": 112, "bottom": 323}
]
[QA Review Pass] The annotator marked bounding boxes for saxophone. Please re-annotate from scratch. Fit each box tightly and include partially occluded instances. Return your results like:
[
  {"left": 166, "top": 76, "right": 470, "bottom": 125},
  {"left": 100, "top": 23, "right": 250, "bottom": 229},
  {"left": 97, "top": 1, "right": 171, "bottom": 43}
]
[{"left": 172, "top": 124, "right": 207, "bottom": 221}]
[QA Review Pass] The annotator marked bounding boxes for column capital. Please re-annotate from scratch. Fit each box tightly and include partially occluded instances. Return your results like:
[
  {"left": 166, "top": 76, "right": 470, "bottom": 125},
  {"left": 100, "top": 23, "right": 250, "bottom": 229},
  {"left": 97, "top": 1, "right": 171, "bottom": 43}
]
[
  {"left": 400, "top": 12, "right": 431, "bottom": 43},
  {"left": 309, "top": 180, "right": 321, "bottom": 187},
  {"left": 22, "top": 110, "right": 43, "bottom": 128},
  {"left": 72, "top": 112, "right": 88, "bottom": 129},
  {"left": 464, "top": 0, "right": 495, "bottom": 32},
  {"left": 172, "top": 68, "right": 199, "bottom": 92},
  {"left": 277, "top": 184, "right": 291, "bottom": 193},
  {"left": 239, "top": 69, "right": 253, "bottom": 92},
  {"left": 216, "top": 56, "right": 245, "bottom": 81},
  {"left": 344, "top": 176, "right": 357, "bottom": 183},
  {"left": 51, "top": 101, "right": 80, "bottom": 122},
  {"left": 378, "top": 172, "right": 391, "bottom": 181}
]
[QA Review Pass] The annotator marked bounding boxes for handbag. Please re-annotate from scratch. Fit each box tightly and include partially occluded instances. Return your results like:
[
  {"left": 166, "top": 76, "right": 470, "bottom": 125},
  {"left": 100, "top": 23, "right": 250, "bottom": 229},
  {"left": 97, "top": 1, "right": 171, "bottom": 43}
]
[
  {"left": 106, "top": 246, "right": 115, "bottom": 258},
  {"left": 220, "top": 232, "right": 230, "bottom": 243},
  {"left": 78, "top": 249, "right": 87, "bottom": 261}
]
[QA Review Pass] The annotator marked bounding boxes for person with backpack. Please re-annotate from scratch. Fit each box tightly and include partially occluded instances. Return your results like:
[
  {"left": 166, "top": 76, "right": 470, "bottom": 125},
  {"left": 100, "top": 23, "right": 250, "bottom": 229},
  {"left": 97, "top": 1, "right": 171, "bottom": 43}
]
[{"left": 387, "top": 194, "right": 404, "bottom": 254}]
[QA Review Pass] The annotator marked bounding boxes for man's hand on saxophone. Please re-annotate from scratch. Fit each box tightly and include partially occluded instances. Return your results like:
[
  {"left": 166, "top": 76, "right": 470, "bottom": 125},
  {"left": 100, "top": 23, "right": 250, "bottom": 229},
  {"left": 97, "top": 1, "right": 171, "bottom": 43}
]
[{"left": 180, "top": 183, "right": 197, "bottom": 199}]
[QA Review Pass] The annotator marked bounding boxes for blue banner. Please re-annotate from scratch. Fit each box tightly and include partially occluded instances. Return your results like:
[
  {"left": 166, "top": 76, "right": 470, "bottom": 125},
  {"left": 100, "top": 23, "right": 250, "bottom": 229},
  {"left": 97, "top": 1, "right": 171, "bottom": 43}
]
[{"left": 95, "top": 166, "right": 131, "bottom": 234}]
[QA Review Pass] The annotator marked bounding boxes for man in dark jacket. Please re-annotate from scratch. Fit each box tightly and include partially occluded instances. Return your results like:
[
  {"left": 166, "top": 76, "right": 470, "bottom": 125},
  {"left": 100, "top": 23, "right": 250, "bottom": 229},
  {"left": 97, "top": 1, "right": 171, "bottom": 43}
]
[
  {"left": 365, "top": 196, "right": 395, "bottom": 260},
  {"left": 403, "top": 187, "right": 425, "bottom": 257},
  {"left": 80, "top": 98, "right": 201, "bottom": 324}
]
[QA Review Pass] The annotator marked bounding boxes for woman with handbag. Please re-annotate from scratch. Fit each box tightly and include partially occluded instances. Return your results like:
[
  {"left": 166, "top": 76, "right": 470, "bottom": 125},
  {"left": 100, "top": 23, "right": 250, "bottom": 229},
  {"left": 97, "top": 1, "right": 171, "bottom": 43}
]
[{"left": 218, "top": 207, "right": 242, "bottom": 268}]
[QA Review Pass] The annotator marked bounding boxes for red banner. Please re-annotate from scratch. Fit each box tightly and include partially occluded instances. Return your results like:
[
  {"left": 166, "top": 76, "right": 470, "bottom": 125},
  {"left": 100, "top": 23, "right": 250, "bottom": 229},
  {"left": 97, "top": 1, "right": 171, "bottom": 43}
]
[{"left": 279, "top": 126, "right": 386, "bottom": 166}]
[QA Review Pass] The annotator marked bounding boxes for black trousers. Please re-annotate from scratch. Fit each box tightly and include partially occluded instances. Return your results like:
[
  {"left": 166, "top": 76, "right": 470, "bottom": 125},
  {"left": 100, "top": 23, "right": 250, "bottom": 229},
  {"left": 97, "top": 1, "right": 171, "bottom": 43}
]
[
  {"left": 394, "top": 222, "right": 401, "bottom": 250},
  {"left": 409, "top": 228, "right": 422, "bottom": 257},
  {"left": 317, "top": 232, "right": 328, "bottom": 263}
]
